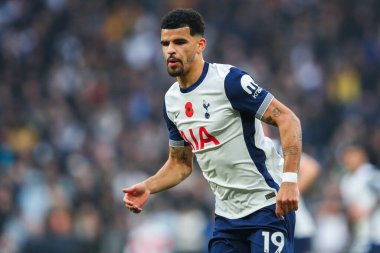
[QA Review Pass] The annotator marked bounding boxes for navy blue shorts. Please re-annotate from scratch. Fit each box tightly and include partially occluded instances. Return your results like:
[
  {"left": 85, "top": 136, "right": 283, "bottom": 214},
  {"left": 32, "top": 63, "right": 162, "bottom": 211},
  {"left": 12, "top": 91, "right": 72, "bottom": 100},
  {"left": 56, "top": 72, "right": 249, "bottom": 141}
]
[
  {"left": 209, "top": 204, "right": 296, "bottom": 253},
  {"left": 368, "top": 244, "right": 380, "bottom": 253},
  {"left": 294, "top": 237, "right": 312, "bottom": 253}
]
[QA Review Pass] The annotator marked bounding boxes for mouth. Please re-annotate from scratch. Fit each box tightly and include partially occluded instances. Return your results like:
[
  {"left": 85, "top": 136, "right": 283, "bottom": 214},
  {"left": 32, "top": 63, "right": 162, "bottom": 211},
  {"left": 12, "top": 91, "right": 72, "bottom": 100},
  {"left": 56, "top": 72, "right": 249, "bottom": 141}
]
[{"left": 167, "top": 57, "right": 181, "bottom": 67}]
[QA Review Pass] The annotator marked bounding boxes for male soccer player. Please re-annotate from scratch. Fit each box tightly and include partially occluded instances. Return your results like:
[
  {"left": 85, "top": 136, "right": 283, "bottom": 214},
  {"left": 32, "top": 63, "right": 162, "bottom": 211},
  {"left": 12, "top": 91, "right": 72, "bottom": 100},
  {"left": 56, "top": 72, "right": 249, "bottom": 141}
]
[{"left": 123, "top": 8, "right": 302, "bottom": 253}]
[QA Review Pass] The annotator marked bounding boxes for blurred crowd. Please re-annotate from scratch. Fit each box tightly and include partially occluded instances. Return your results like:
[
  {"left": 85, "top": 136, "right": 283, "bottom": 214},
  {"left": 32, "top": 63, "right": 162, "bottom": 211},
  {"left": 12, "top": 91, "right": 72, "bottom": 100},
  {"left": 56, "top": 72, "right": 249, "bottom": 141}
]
[{"left": 0, "top": 0, "right": 380, "bottom": 252}]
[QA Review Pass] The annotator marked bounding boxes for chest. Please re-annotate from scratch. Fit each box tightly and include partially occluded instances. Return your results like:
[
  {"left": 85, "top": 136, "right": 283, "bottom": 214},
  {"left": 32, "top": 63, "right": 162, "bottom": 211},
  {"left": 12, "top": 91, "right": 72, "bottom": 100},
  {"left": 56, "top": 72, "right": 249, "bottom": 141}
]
[{"left": 169, "top": 91, "right": 238, "bottom": 151}]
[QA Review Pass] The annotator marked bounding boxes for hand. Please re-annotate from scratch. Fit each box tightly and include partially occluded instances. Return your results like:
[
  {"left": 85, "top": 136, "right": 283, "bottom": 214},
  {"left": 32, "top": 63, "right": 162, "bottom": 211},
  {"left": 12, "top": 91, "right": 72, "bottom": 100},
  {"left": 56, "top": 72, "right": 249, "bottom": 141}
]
[
  {"left": 122, "top": 182, "right": 151, "bottom": 213},
  {"left": 275, "top": 182, "right": 299, "bottom": 219}
]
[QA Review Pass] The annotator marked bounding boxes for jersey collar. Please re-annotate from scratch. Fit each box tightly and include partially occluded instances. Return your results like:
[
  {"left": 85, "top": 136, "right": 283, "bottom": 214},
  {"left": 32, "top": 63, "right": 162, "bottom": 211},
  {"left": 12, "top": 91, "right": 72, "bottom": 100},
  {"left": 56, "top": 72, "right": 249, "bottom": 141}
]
[{"left": 179, "top": 62, "right": 209, "bottom": 93}]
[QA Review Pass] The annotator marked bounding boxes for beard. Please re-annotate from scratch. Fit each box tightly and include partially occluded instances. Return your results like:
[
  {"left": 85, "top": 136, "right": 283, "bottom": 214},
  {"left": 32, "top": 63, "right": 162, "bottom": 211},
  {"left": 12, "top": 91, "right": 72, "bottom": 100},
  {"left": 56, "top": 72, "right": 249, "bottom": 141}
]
[
  {"left": 167, "top": 65, "right": 184, "bottom": 77},
  {"left": 166, "top": 50, "right": 196, "bottom": 77}
]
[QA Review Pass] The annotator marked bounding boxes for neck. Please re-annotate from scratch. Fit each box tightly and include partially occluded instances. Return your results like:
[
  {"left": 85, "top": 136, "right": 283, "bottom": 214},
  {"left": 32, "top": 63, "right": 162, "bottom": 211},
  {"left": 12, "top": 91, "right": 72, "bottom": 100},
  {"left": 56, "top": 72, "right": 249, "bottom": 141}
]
[{"left": 177, "top": 59, "right": 205, "bottom": 88}]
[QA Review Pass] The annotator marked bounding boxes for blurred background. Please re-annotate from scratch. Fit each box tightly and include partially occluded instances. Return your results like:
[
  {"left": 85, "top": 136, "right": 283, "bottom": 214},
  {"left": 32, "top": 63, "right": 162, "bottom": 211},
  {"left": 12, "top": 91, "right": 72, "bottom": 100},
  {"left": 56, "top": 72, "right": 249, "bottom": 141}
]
[{"left": 0, "top": 0, "right": 380, "bottom": 252}]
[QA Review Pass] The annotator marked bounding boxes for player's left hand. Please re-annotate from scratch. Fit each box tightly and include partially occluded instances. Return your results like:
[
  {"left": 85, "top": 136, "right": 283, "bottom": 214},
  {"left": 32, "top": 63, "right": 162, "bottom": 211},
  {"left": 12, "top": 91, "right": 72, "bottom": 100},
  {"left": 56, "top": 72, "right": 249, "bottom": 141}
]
[{"left": 275, "top": 182, "right": 299, "bottom": 220}]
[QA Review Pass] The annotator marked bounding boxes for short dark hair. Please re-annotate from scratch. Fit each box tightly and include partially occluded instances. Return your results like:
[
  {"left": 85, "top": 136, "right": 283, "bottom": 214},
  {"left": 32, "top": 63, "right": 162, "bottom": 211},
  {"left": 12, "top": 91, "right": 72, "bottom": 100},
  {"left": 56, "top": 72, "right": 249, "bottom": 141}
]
[{"left": 161, "top": 8, "right": 205, "bottom": 36}]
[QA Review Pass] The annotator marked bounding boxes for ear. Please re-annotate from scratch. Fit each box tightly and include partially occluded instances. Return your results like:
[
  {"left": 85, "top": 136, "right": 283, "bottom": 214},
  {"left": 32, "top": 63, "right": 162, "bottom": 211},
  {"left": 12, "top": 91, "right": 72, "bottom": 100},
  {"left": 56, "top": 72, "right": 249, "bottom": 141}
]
[{"left": 197, "top": 37, "right": 206, "bottom": 54}]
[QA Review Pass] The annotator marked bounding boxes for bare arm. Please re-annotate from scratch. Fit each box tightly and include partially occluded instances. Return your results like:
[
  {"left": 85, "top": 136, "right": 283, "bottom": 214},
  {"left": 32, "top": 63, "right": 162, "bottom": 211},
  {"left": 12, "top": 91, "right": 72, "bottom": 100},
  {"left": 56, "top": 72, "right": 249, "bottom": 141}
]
[
  {"left": 262, "top": 98, "right": 302, "bottom": 174},
  {"left": 122, "top": 146, "right": 193, "bottom": 213},
  {"left": 261, "top": 98, "right": 302, "bottom": 218},
  {"left": 144, "top": 145, "right": 193, "bottom": 193}
]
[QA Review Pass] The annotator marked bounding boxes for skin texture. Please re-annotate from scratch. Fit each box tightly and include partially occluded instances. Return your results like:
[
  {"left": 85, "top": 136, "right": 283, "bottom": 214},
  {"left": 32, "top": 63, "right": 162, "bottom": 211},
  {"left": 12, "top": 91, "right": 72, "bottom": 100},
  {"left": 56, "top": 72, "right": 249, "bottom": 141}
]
[
  {"left": 160, "top": 27, "right": 206, "bottom": 88},
  {"left": 261, "top": 98, "right": 302, "bottom": 219},
  {"left": 123, "top": 25, "right": 302, "bottom": 219},
  {"left": 123, "top": 146, "right": 193, "bottom": 213}
]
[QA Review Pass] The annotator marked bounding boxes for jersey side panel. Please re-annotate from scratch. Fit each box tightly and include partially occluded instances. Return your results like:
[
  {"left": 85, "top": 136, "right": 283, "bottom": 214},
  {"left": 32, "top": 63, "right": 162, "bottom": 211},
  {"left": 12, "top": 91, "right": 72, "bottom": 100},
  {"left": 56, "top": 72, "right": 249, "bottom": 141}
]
[{"left": 224, "top": 67, "right": 280, "bottom": 191}]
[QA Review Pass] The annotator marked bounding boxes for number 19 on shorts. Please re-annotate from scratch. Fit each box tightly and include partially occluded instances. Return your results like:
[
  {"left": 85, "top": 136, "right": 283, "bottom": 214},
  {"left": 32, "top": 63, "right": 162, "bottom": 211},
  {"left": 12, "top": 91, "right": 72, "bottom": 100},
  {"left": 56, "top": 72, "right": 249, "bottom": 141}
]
[{"left": 261, "top": 231, "right": 285, "bottom": 253}]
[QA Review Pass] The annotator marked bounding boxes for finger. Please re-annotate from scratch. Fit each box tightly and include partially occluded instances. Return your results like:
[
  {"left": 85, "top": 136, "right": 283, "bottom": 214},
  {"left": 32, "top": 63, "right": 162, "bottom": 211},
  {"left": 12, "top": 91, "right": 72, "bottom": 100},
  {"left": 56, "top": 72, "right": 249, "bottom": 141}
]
[
  {"left": 130, "top": 207, "right": 142, "bottom": 213},
  {"left": 124, "top": 202, "right": 134, "bottom": 208},
  {"left": 123, "top": 197, "right": 138, "bottom": 208},
  {"left": 282, "top": 200, "right": 298, "bottom": 213},
  {"left": 123, "top": 196, "right": 135, "bottom": 204},
  {"left": 280, "top": 203, "right": 290, "bottom": 214},
  {"left": 275, "top": 203, "right": 285, "bottom": 220},
  {"left": 123, "top": 197, "right": 141, "bottom": 209},
  {"left": 293, "top": 201, "right": 299, "bottom": 211},
  {"left": 123, "top": 198, "right": 135, "bottom": 206},
  {"left": 124, "top": 202, "right": 140, "bottom": 211}
]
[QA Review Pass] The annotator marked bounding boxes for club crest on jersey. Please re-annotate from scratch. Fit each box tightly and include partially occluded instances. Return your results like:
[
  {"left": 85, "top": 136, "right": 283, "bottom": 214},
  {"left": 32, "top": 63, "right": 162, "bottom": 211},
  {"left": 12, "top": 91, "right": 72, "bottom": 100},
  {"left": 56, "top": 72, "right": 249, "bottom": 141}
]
[
  {"left": 203, "top": 100, "right": 210, "bottom": 119},
  {"left": 185, "top": 102, "right": 194, "bottom": 117}
]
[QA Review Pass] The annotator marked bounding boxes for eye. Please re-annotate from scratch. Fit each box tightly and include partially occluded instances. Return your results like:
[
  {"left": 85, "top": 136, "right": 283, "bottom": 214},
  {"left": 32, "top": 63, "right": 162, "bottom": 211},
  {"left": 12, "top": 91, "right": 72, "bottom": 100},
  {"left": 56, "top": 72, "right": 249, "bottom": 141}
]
[
  {"left": 161, "top": 41, "right": 169, "bottom": 46},
  {"left": 174, "top": 39, "right": 188, "bottom": 45}
]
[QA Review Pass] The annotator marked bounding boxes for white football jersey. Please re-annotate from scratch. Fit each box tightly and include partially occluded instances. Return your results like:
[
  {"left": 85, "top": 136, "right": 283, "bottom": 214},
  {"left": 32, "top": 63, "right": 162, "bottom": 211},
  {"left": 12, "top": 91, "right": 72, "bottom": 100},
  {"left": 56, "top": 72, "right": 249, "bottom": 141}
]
[{"left": 163, "top": 62, "right": 284, "bottom": 219}]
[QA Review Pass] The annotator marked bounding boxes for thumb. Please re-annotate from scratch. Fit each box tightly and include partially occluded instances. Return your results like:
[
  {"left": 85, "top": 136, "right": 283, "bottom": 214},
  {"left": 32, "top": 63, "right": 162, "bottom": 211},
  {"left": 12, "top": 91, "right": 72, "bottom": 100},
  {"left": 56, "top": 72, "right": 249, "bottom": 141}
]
[{"left": 122, "top": 186, "right": 135, "bottom": 193}]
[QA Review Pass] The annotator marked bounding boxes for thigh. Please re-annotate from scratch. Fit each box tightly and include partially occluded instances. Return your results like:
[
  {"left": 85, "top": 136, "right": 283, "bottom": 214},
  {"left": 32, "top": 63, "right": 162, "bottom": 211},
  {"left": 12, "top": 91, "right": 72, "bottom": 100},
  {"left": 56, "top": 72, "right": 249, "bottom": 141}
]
[
  {"left": 250, "top": 209, "right": 296, "bottom": 253},
  {"left": 250, "top": 229, "right": 294, "bottom": 253},
  {"left": 209, "top": 237, "right": 250, "bottom": 253}
]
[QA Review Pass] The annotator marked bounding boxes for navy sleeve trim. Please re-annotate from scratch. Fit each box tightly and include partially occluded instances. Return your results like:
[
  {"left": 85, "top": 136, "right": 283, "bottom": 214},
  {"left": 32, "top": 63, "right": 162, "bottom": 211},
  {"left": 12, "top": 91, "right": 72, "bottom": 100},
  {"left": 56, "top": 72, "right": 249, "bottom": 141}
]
[
  {"left": 224, "top": 67, "right": 272, "bottom": 119},
  {"left": 162, "top": 98, "right": 189, "bottom": 147}
]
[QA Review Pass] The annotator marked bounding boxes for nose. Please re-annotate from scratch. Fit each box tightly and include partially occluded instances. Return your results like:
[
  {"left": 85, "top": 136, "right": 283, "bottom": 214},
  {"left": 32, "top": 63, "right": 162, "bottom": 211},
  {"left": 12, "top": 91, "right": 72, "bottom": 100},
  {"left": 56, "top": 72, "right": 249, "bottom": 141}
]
[{"left": 166, "top": 43, "right": 176, "bottom": 55}]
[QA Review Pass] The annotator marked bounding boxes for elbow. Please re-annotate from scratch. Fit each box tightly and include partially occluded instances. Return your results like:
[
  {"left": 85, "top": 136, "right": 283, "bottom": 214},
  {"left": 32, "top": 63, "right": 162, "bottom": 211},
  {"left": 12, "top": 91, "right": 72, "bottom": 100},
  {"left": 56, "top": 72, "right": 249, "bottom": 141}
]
[
  {"left": 279, "top": 110, "right": 301, "bottom": 129},
  {"left": 180, "top": 165, "right": 192, "bottom": 181},
  {"left": 292, "top": 113, "right": 301, "bottom": 129},
  {"left": 184, "top": 164, "right": 193, "bottom": 177}
]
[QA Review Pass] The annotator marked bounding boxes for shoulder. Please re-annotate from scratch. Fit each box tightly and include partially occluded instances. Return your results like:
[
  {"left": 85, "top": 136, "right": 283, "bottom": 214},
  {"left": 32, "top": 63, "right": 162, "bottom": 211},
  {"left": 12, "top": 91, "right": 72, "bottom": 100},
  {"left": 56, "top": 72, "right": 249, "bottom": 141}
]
[
  {"left": 164, "top": 81, "right": 180, "bottom": 104},
  {"left": 223, "top": 65, "right": 260, "bottom": 98},
  {"left": 207, "top": 62, "right": 253, "bottom": 88},
  {"left": 165, "top": 81, "right": 180, "bottom": 96},
  {"left": 224, "top": 65, "right": 253, "bottom": 83},
  {"left": 208, "top": 62, "right": 234, "bottom": 73},
  {"left": 207, "top": 62, "right": 242, "bottom": 79}
]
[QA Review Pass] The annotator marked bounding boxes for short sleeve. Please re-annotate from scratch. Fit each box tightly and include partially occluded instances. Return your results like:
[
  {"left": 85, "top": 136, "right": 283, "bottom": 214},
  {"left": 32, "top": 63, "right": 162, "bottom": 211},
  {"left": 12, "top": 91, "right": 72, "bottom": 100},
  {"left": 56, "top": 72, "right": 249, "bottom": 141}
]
[
  {"left": 224, "top": 67, "right": 273, "bottom": 119},
  {"left": 163, "top": 99, "right": 189, "bottom": 147}
]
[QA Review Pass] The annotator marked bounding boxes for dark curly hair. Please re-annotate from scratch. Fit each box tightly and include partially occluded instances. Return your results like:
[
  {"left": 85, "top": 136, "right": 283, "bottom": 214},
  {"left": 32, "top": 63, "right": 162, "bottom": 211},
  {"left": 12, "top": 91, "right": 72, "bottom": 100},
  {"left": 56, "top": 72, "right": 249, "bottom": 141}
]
[{"left": 161, "top": 8, "right": 205, "bottom": 36}]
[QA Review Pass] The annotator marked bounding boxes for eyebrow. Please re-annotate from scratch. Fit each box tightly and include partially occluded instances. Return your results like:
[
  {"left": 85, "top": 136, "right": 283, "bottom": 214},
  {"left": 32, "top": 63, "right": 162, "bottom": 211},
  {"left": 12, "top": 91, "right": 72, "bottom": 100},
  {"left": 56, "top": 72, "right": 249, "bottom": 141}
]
[{"left": 160, "top": 38, "right": 189, "bottom": 45}]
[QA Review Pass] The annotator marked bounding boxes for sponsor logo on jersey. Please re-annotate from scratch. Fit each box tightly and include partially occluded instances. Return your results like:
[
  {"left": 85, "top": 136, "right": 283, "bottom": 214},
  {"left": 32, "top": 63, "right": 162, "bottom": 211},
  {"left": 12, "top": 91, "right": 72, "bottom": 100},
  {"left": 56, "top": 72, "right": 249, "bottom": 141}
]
[
  {"left": 180, "top": 126, "right": 220, "bottom": 150},
  {"left": 241, "top": 74, "right": 262, "bottom": 99}
]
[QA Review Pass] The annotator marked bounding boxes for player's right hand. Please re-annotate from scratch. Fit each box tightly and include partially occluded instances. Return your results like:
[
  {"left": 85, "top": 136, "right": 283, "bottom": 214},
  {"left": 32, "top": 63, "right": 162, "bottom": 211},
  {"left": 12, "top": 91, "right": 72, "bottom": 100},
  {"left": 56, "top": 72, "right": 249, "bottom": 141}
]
[{"left": 122, "top": 182, "right": 151, "bottom": 213}]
